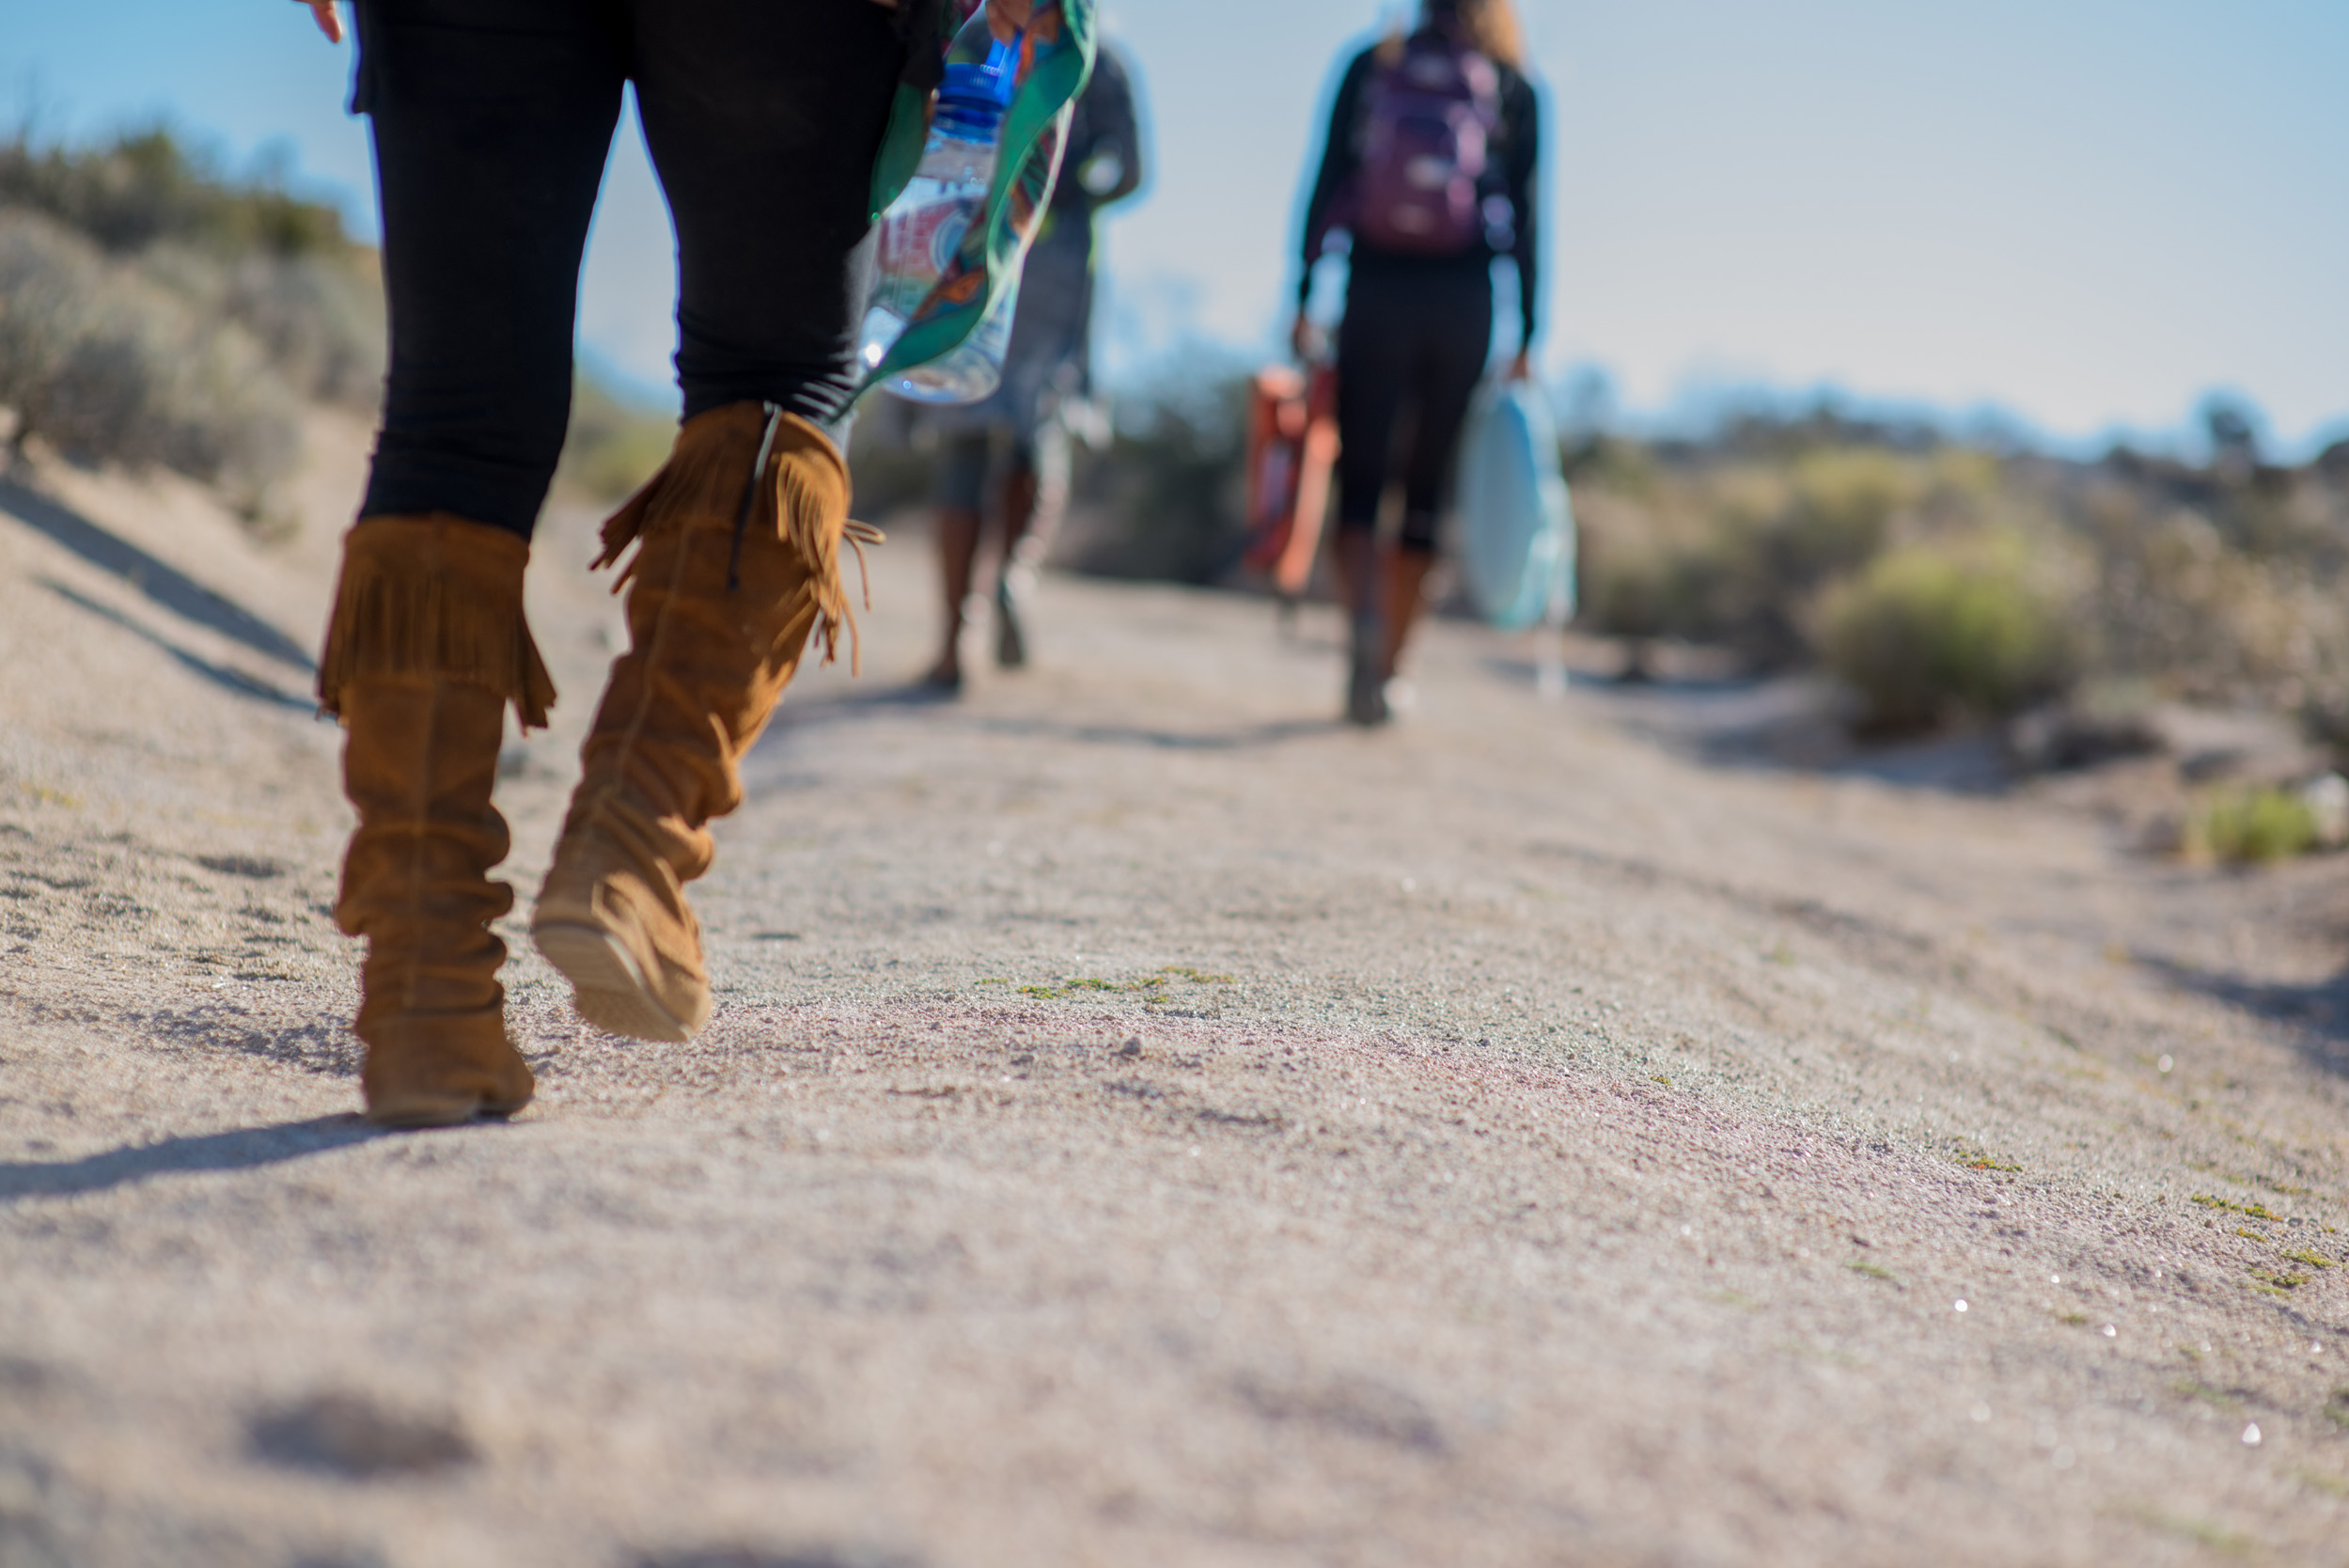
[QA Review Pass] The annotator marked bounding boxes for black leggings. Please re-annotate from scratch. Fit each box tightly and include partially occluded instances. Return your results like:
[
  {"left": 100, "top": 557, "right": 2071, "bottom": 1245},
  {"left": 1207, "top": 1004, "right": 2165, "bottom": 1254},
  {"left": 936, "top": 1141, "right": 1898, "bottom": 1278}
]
[
  {"left": 353, "top": 0, "right": 904, "bottom": 539},
  {"left": 1333, "top": 256, "right": 1494, "bottom": 555}
]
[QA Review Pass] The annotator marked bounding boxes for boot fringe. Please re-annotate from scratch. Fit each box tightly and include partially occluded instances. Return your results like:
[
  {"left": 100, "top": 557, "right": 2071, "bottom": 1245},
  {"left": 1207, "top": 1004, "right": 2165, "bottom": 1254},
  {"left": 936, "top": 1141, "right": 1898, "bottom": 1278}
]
[
  {"left": 318, "top": 515, "right": 556, "bottom": 730},
  {"left": 591, "top": 406, "right": 880, "bottom": 675},
  {"left": 591, "top": 463, "right": 672, "bottom": 577}
]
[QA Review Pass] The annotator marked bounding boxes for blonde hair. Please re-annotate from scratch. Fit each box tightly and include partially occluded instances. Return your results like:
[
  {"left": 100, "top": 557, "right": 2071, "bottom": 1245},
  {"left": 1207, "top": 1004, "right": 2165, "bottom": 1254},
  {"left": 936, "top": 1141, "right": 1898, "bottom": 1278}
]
[
  {"left": 1453, "top": 0, "right": 1525, "bottom": 69},
  {"left": 1381, "top": 0, "right": 1526, "bottom": 70}
]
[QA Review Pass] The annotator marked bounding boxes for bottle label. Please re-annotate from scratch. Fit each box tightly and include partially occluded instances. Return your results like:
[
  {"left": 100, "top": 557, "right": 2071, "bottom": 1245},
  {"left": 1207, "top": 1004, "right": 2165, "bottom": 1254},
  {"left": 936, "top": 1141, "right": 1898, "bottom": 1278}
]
[{"left": 880, "top": 200, "right": 975, "bottom": 298}]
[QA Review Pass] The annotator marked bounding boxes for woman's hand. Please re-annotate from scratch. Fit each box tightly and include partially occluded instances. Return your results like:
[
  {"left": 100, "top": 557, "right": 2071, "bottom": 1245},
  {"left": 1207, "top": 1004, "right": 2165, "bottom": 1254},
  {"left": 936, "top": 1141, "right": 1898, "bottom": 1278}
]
[
  {"left": 985, "top": 0, "right": 1037, "bottom": 40},
  {"left": 868, "top": 0, "right": 1034, "bottom": 41},
  {"left": 303, "top": 1, "right": 344, "bottom": 44}
]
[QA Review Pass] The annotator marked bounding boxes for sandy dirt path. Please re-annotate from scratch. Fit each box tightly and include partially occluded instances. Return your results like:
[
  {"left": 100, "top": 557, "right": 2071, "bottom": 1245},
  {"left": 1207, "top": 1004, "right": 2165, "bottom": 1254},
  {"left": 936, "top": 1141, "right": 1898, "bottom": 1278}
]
[{"left": 4, "top": 433, "right": 2348, "bottom": 1567}]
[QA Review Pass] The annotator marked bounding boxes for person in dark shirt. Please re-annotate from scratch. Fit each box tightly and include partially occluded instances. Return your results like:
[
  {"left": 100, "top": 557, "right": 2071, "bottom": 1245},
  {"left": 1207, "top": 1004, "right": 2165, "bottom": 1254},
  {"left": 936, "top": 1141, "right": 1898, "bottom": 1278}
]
[
  {"left": 1292, "top": 0, "right": 1541, "bottom": 725},
  {"left": 922, "top": 37, "right": 1146, "bottom": 691}
]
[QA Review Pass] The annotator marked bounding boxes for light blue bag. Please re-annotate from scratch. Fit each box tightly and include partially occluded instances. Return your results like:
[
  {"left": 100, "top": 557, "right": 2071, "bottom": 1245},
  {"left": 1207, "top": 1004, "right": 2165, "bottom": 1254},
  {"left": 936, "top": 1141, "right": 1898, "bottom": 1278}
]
[{"left": 1455, "top": 379, "right": 1576, "bottom": 634}]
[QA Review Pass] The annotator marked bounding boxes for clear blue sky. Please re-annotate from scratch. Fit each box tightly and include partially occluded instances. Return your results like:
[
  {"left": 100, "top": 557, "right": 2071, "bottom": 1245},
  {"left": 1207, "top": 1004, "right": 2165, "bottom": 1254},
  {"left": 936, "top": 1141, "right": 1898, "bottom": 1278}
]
[{"left": 5, "top": 1, "right": 2343, "bottom": 454}]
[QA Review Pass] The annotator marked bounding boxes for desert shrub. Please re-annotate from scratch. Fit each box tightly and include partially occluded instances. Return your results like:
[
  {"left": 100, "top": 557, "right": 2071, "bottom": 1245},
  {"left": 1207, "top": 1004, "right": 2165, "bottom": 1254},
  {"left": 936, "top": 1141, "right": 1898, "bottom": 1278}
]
[
  {"left": 556, "top": 375, "right": 676, "bottom": 501},
  {"left": 1565, "top": 402, "right": 2349, "bottom": 740},
  {"left": 0, "top": 128, "right": 384, "bottom": 416},
  {"left": 1571, "top": 444, "right": 1941, "bottom": 665},
  {"left": 1061, "top": 363, "right": 1249, "bottom": 583},
  {"left": 1573, "top": 484, "right": 1719, "bottom": 644},
  {"left": 2074, "top": 490, "right": 2349, "bottom": 711},
  {"left": 1718, "top": 449, "right": 1949, "bottom": 664},
  {"left": 1574, "top": 523, "right": 1678, "bottom": 642},
  {"left": 0, "top": 126, "right": 347, "bottom": 257},
  {"left": 2187, "top": 785, "right": 2318, "bottom": 865},
  {"left": 140, "top": 242, "right": 384, "bottom": 407},
  {"left": 1819, "top": 537, "right": 2076, "bottom": 731},
  {"left": 1774, "top": 447, "right": 1914, "bottom": 582},
  {"left": 0, "top": 209, "right": 298, "bottom": 504}
]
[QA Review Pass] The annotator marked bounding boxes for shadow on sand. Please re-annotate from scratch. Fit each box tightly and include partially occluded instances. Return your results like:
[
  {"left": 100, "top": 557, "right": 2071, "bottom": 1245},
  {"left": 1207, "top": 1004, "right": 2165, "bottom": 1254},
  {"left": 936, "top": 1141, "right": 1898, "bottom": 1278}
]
[
  {"left": 43, "top": 579, "right": 314, "bottom": 711},
  {"left": 2140, "top": 957, "right": 2349, "bottom": 1080},
  {"left": 0, "top": 1116, "right": 387, "bottom": 1204},
  {"left": 1509, "top": 658, "right": 2017, "bottom": 795},
  {"left": 767, "top": 683, "right": 1342, "bottom": 754},
  {"left": 0, "top": 473, "right": 316, "bottom": 672},
  {"left": 633, "top": 1548, "right": 920, "bottom": 1568}
]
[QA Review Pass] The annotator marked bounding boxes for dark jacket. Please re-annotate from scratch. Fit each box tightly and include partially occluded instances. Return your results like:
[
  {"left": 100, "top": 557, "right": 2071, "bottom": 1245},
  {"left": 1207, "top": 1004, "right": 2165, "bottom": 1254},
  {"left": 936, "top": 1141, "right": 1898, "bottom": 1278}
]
[
  {"left": 1297, "top": 31, "right": 1542, "bottom": 345},
  {"left": 1054, "top": 42, "right": 1144, "bottom": 227}
]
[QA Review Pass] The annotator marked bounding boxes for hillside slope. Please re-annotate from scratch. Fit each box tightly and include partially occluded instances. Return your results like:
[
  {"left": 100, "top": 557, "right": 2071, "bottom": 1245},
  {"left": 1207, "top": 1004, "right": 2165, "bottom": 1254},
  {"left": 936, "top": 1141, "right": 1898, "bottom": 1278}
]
[{"left": 3, "top": 423, "right": 2347, "bottom": 1567}]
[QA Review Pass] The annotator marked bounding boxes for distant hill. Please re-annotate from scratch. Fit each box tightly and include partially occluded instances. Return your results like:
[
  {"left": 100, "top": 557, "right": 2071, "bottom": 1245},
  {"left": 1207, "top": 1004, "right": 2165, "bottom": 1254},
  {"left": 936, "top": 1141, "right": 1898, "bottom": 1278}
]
[
  {"left": 0, "top": 128, "right": 381, "bottom": 525},
  {"left": 0, "top": 125, "right": 672, "bottom": 520}
]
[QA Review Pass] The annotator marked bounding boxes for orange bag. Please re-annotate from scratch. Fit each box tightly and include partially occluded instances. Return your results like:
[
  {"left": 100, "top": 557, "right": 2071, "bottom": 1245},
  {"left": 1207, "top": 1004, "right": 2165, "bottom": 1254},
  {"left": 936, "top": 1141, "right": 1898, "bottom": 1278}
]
[{"left": 1240, "top": 363, "right": 1339, "bottom": 598}]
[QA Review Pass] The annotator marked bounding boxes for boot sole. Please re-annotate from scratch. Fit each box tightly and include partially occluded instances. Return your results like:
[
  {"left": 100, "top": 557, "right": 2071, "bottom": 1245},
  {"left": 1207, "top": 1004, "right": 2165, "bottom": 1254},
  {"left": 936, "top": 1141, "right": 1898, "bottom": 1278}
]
[
  {"left": 364, "top": 1090, "right": 530, "bottom": 1130},
  {"left": 532, "top": 921, "right": 694, "bottom": 1043}
]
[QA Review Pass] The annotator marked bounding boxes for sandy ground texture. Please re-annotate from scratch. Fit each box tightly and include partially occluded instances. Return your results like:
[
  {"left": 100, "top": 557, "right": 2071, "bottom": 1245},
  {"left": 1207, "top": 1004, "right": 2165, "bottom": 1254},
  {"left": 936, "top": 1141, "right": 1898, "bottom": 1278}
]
[{"left": 5, "top": 422, "right": 2349, "bottom": 1568}]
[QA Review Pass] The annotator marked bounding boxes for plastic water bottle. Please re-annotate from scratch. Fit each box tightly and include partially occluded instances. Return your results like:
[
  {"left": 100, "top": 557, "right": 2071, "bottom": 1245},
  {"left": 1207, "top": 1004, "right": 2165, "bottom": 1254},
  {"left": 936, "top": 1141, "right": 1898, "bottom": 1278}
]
[{"left": 858, "top": 19, "right": 1022, "bottom": 403}]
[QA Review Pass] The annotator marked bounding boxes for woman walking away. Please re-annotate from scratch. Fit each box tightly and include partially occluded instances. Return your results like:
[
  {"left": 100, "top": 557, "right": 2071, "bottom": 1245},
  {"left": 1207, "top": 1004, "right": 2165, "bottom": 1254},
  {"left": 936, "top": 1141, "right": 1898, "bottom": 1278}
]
[
  {"left": 297, "top": 0, "right": 1035, "bottom": 1127},
  {"left": 922, "top": 30, "right": 1144, "bottom": 692},
  {"left": 1293, "top": 0, "right": 1541, "bottom": 726}
]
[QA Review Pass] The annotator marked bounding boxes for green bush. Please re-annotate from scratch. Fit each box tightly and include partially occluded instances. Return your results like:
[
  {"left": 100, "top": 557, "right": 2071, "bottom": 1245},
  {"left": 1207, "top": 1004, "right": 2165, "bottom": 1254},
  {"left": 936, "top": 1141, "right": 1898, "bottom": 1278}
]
[
  {"left": 556, "top": 375, "right": 675, "bottom": 501},
  {"left": 1819, "top": 539, "right": 2075, "bottom": 731},
  {"left": 2187, "top": 786, "right": 2318, "bottom": 865},
  {"left": 1063, "top": 364, "right": 1249, "bottom": 583},
  {"left": 0, "top": 127, "right": 349, "bottom": 257},
  {"left": 1718, "top": 449, "right": 1933, "bottom": 665},
  {"left": 1, "top": 129, "right": 384, "bottom": 416},
  {"left": 1568, "top": 446, "right": 1729, "bottom": 645},
  {"left": 1575, "top": 527, "right": 1679, "bottom": 641},
  {"left": 2077, "top": 489, "right": 2349, "bottom": 712},
  {"left": 140, "top": 242, "right": 383, "bottom": 407},
  {"left": 0, "top": 210, "right": 298, "bottom": 505},
  {"left": 1571, "top": 445, "right": 1929, "bottom": 666},
  {"left": 1773, "top": 447, "right": 1913, "bottom": 585}
]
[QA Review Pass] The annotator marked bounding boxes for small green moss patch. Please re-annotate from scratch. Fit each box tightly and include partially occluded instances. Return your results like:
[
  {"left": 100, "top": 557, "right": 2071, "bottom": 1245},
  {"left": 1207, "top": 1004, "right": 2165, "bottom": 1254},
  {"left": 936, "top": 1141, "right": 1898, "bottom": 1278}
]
[{"left": 2171, "top": 1379, "right": 2241, "bottom": 1410}]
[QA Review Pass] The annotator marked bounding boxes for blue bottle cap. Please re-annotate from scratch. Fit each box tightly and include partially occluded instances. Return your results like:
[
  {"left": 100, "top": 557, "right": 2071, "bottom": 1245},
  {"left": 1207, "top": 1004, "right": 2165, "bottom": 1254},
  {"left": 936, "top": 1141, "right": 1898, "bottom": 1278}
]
[
  {"left": 941, "top": 63, "right": 997, "bottom": 109},
  {"left": 942, "top": 39, "right": 1018, "bottom": 109}
]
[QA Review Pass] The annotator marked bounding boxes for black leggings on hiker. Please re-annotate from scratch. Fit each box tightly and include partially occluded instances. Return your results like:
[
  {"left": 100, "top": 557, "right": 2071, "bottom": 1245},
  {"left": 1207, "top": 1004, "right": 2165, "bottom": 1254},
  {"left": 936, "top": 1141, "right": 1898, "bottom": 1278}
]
[
  {"left": 352, "top": 0, "right": 905, "bottom": 540},
  {"left": 1334, "top": 254, "right": 1494, "bottom": 556}
]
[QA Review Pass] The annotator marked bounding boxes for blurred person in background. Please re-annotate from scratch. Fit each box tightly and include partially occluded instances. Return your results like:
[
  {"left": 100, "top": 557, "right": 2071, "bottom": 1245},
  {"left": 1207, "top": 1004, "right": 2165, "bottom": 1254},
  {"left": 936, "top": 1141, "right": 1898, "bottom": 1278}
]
[
  {"left": 293, "top": 0, "right": 1032, "bottom": 1126},
  {"left": 920, "top": 21, "right": 1144, "bottom": 692},
  {"left": 1293, "top": 0, "right": 1541, "bottom": 725}
]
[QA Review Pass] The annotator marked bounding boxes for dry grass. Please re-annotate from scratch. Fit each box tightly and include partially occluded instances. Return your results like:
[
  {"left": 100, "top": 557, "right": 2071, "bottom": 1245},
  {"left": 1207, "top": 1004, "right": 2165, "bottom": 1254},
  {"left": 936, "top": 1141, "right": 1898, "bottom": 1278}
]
[{"left": 1569, "top": 419, "right": 2349, "bottom": 739}]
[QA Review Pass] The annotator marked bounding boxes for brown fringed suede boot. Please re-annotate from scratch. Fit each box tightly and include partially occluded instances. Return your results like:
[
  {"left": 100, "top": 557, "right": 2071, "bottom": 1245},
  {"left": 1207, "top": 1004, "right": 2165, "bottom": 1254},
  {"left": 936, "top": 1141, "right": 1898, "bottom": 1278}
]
[
  {"left": 532, "top": 401, "right": 872, "bottom": 1042},
  {"left": 319, "top": 513, "right": 556, "bottom": 1128}
]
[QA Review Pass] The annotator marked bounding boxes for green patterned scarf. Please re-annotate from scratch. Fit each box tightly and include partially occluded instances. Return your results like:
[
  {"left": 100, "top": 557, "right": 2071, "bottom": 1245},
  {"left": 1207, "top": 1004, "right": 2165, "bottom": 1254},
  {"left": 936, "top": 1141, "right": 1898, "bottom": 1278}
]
[{"left": 860, "top": 0, "right": 1097, "bottom": 394}]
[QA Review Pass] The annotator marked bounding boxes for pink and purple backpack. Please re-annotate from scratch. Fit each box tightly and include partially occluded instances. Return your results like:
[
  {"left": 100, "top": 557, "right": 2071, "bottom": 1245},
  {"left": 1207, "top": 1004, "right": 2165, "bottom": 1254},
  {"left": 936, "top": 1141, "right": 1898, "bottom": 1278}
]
[{"left": 1350, "top": 32, "right": 1503, "bottom": 256}]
